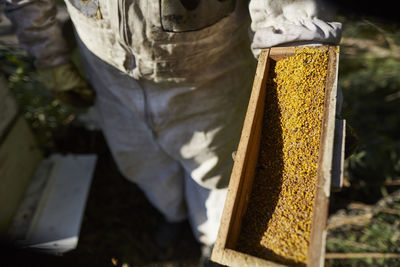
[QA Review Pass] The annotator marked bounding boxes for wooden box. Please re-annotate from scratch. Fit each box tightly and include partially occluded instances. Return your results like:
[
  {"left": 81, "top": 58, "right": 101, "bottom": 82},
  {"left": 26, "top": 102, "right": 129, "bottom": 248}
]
[{"left": 211, "top": 46, "right": 342, "bottom": 267}]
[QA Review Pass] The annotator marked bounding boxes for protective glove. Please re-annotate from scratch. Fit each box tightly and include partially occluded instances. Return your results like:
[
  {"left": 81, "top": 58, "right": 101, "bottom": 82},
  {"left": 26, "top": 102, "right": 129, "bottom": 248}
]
[
  {"left": 248, "top": 0, "right": 342, "bottom": 58},
  {"left": 250, "top": 17, "right": 342, "bottom": 58},
  {"left": 37, "top": 62, "right": 95, "bottom": 108}
]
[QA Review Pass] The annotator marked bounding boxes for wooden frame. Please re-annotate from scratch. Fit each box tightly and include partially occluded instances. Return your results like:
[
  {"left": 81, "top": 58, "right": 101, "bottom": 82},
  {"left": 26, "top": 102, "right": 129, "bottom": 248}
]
[{"left": 211, "top": 46, "right": 340, "bottom": 267}]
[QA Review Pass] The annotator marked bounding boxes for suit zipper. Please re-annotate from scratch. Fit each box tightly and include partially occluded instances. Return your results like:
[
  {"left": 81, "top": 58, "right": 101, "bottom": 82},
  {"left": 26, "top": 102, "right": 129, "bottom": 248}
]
[{"left": 118, "top": 0, "right": 135, "bottom": 71}]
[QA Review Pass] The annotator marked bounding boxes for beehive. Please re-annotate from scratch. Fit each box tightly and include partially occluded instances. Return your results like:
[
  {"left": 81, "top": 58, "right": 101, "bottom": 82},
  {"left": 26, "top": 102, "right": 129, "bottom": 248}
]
[{"left": 211, "top": 46, "right": 342, "bottom": 267}]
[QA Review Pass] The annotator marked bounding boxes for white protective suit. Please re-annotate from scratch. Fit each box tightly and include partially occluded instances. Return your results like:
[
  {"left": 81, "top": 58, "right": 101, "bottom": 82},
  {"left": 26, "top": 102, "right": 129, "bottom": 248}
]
[{"left": 4, "top": 0, "right": 341, "bottom": 246}]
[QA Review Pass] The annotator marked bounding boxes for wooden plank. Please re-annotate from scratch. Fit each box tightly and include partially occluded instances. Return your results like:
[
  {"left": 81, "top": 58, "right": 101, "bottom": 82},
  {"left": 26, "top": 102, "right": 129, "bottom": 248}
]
[
  {"left": 7, "top": 154, "right": 97, "bottom": 254},
  {"left": 226, "top": 49, "right": 270, "bottom": 249},
  {"left": 212, "top": 49, "right": 288, "bottom": 267},
  {"left": 7, "top": 157, "right": 55, "bottom": 241},
  {"left": 268, "top": 45, "right": 329, "bottom": 61},
  {"left": 0, "top": 116, "right": 43, "bottom": 234},
  {"left": 0, "top": 73, "right": 19, "bottom": 141},
  {"left": 22, "top": 154, "right": 97, "bottom": 254},
  {"left": 220, "top": 249, "right": 286, "bottom": 267},
  {"left": 307, "top": 46, "right": 339, "bottom": 267},
  {"left": 212, "top": 49, "right": 270, "bottom": 263}
]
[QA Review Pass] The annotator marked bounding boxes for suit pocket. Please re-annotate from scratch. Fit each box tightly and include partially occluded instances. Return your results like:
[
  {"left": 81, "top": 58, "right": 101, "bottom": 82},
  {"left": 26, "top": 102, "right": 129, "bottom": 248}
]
[{"left": 160, "top": 0, "right": 236, "bottom": 32}]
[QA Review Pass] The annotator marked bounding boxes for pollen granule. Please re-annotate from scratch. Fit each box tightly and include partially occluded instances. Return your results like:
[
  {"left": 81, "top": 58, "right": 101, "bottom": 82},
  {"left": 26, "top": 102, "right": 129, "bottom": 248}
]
[{"left": 236, "top": 47, "right": 329, "bottom": 266}]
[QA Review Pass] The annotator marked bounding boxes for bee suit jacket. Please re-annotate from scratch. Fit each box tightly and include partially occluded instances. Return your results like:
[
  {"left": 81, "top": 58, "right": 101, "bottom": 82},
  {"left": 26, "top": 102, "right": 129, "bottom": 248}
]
[{"left": 4, "top": 0, "right": 341, "bottom": 245}]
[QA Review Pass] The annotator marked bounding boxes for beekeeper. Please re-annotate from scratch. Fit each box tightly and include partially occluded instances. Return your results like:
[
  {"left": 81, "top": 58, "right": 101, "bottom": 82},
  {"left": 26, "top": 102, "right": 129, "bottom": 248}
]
[{"left": 3, "top": 0, "right": 341, "bottom": 256}]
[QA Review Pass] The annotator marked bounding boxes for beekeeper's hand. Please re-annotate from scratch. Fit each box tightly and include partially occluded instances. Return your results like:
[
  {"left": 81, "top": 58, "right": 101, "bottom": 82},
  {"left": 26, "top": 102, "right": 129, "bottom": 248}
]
[
  {"left": 248, "top": 0, "right": 342, "bottom": 58},
  {"left": 37, "top": 62, "right": 95, "bottom": 108},
  {"left": 250, "top": 18, "right": 342, "bottom": 58}
]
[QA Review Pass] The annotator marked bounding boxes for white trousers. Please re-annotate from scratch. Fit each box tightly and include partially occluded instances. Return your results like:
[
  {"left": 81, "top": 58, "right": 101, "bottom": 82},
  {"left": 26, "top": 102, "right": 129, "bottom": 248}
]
[{"left": 78, "top": 39, "right": 256, "bottom": 245}]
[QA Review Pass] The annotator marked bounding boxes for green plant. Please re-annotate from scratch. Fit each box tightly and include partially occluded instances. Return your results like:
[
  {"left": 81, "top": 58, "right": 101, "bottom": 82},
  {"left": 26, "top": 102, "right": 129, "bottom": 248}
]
[{"left": 0, "top": 45, "right": 81, "bottom": 152}]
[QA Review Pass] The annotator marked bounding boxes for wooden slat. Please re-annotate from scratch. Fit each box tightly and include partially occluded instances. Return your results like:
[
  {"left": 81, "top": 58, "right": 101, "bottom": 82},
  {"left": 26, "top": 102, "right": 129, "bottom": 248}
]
[
  {"left": 0, "top": 116, "right": 43, "bottom": 234},
  {"left": 7, "top": 154, "right": 97, "bottom": 254},
  {"left": 26, "top": 154, "right": 97, "bottom": 253},
  {"left": 225, "top": 49, "right": 270, "bottom": 249},
  {"left": 219, "top": 248, "right": 286, "bottom": 267},
  {"left": 268, "top": 45, "right": 329, "bottom": 61},
  {"left": 307, "top": 46, "right": 339, "bottom": 267},
  {"left": 212, "top": 49, "right": 271, "bottom": 265}
]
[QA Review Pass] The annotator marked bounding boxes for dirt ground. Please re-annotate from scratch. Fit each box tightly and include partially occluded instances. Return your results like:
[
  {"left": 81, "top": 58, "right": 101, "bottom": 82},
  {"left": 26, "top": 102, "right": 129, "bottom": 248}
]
[{"left": 1, "top": 126, "right": 202, "bottom": 267}]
